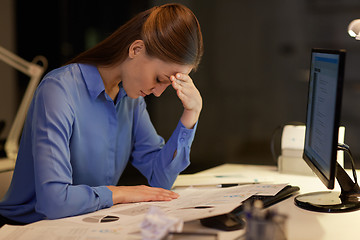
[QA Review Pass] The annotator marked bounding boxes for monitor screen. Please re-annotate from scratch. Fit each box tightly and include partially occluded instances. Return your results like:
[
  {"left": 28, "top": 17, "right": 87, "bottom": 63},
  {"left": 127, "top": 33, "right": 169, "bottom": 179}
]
[
  {"left": 303, "top": 48, "right": 346, "bottom": 189},
  {"left": 296, "top": 48, "right": 360, "bottom": 212}
]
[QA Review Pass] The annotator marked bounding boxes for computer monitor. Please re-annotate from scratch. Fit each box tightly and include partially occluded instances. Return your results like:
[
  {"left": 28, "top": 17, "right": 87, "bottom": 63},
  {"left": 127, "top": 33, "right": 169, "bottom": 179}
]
[{"left": 295, "top": 48, "right": 360, "bottom": 212}]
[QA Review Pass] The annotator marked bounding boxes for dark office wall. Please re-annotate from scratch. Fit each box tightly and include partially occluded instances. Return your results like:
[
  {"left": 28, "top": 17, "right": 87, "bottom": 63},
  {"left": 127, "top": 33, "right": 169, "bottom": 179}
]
[
  {"left": 150, "top": 0, "right": 360, "bottom": 171},
  {"left": 13, "top": 0, "right": 360, "bottom": 178},
  {"left": 15, "top": 0, "right": 149, "bottom": 101}
]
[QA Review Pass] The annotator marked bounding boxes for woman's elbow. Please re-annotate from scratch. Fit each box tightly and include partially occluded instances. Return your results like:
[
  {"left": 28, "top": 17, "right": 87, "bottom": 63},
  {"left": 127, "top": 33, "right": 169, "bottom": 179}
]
[{"left": 35, "top": 198, "right": 71, "bottom": 220}]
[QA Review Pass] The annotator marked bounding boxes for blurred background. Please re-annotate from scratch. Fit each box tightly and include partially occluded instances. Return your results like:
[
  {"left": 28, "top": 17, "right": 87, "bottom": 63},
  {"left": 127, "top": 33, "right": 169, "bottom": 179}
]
[{"left": 1, "top": 0, "right": 360, "bottom": 185}]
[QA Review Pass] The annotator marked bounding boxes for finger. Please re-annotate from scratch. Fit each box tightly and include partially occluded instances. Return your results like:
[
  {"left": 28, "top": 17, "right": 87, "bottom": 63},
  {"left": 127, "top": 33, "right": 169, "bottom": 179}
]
[
  {"left": 174, "top": 73, "right": 194, "bottom": 86},
  {"left": 150, "top": 192, "right": 179, "bottom": 202},
  {"left": 141, "top": 186, "right": 179, "bottom": 200},
  {"left": 170, "top": 75, "right": 177, "bottom": 82},
  {"left": 154, "top": 188, "right": 179, "bottom": 199},
  {"left": 176, "top": 85, "right": 192, "bottom": 100},
  {"left": 173, "top": 82, "right": 194, "bottom": 102},
  {"left": 170, "top": 76, "right": 180, "bottom": 88},
  {"left": 172, "top": 78, "right": 194, "bottom": 93},
  {"left": 156, "top": 191, "right": 179, "bottom": 200},
  {"left": 171, "top": 79, "right": 182, "bottom": 92},
  {"left": 175, "top": 73, "right": 188, "bottom": 82},
  {"left": 176, "top": 89, "right": 186, "bottom": 101}
]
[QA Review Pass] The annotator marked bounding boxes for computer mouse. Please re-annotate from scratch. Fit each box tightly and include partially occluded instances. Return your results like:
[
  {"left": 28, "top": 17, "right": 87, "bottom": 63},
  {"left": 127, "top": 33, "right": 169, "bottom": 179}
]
[{"left": 200, "top": 213, "right": 246, "bottom": 231}]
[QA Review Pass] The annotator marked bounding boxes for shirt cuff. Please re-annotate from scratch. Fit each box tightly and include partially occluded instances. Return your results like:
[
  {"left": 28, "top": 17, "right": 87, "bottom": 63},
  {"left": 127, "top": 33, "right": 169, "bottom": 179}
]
[
  {"left": 166, "top": 120, "right": 198, "bottom": 173},
  {"left": 92, "top": 186, "right": 113, "bottom": 209},
  {"left": 177, "top": 121, "right": 198, "bottom": 146}
]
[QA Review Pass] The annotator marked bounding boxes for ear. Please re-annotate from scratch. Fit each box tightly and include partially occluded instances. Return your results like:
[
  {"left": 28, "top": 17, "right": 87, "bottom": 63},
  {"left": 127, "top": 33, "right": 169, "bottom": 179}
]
[{"left": 128, "top": 40, "right": 145, "bottom": 58}]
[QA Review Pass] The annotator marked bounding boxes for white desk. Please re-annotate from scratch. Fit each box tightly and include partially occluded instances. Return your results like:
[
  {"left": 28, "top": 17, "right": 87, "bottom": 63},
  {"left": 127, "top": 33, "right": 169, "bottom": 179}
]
[
  {"left": 178, "top": 164, "right": 360, "bottom": 240},
  {"left": 2, "top": 164, "right": 360, "bottom": 240}
]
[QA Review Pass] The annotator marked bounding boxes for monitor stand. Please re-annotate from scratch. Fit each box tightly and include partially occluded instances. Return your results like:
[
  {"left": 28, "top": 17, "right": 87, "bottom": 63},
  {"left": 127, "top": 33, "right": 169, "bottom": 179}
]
[{"left": 295, "top": 146, "right": 360, "bottom": 213}]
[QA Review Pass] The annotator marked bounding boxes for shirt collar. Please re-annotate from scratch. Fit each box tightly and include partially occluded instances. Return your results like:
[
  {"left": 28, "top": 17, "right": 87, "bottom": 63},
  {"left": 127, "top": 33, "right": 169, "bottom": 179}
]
[
  {"left": 78, "top": 63, "right": 105, "bottom": 99},
  {"left": 115, "top": 82, "right": 126, "bottom": 103},
  {"left": 78, "top": 63, "right": 128, "bottom": 100}
]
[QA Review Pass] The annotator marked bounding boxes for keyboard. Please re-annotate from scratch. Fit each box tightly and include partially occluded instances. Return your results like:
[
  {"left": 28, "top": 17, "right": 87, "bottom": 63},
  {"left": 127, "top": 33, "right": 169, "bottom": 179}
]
[{"left": 200, "top": 185, "right": 300, "bottom": 231}]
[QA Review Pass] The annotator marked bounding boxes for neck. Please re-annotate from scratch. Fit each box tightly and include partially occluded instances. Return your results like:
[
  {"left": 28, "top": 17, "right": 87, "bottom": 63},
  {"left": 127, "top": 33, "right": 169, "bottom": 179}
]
[{"left": 98, "top": 65, "right": 122, "bottom": 101}]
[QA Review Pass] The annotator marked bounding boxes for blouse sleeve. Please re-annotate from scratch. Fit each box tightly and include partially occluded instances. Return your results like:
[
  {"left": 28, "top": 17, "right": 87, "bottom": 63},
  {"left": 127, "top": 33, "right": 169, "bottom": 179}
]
[
  {"left": 31, "top": 77, "right": 113, "bottom": 220},
  {"left": 130, "top": 99, "right": 198, "bottom": 189}
]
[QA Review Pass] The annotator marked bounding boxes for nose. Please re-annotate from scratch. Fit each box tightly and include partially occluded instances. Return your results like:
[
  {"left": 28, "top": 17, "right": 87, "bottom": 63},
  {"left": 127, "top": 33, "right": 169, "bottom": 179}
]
[{"left": 151, "top": 82, "right": 170, "bottom": 97}]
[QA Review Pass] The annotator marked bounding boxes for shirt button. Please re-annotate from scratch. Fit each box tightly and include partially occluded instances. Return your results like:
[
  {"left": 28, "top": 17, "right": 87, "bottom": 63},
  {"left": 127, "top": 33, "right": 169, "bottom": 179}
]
[
  {"left": 180, "top": 138, "right": 185, "bottom": 142},
  {"left": 182, "top": 132, "right": 187, "bottom": 137}
]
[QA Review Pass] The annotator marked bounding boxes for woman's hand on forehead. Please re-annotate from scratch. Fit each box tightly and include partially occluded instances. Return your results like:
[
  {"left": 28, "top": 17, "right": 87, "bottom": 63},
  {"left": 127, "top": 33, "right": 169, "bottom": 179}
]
[{"left": 171, "top": 73, "right": 202, "bottom": 129}]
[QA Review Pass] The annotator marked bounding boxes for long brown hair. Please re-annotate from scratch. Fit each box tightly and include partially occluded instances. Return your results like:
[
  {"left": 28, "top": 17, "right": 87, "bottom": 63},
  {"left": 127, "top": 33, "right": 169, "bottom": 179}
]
[{"left": 67, "top": 3, "right": 203, "bottom": 69}]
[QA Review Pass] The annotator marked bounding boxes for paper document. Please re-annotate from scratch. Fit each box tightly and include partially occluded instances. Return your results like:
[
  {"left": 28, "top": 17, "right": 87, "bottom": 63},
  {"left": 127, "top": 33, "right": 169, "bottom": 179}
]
[
  {"left": 0, "top": 224, "right": 131, "bottom": 240},
  {"left": 173, "top": 171, "right": 274, "bottom": 188},
  {"left": 0, "top": 183, "right": 287, "bottom": 240}
]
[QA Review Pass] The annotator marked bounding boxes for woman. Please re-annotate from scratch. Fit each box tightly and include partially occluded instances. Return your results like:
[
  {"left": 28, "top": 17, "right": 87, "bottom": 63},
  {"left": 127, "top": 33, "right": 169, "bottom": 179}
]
[{"left": 0, "top": 3, "right": 203, "bottom": 225}]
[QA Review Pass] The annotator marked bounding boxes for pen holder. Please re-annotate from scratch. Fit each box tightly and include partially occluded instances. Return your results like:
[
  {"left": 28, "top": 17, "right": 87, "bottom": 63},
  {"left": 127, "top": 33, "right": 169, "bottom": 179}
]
[{"left": 244, "top": 202, "right": 287, "bottom": 240}]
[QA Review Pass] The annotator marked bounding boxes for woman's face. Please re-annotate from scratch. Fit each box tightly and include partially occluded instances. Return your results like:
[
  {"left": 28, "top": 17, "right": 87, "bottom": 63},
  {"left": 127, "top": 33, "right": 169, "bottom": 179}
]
[{"left": 121, "top": 41, "right": 193, "bottom": 99}]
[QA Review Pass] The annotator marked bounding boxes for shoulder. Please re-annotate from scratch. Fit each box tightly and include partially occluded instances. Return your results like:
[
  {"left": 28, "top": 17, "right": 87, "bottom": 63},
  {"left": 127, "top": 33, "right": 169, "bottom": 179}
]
[
  {"left": 41, "top": 64, "right": 81, "bottom": 85},
  {"left": 33, "top": 64, "right": 84, "bottom": 106},
  {"left": 37, "top": 64, "right": 84, "bottom": 95}
]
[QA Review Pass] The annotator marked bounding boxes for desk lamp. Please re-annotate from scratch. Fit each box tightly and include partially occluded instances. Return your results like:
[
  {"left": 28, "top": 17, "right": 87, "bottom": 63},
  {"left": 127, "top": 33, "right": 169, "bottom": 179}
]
[
  {"left": 0, "top": 46, "right": 47, "bottom": 163},
  {"left": 348, "top": 19, "right": 360, "bottom": 40}
]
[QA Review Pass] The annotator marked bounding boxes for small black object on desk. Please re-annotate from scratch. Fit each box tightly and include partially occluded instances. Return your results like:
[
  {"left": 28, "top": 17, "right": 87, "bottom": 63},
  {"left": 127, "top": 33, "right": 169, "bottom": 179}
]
[{"left": 200, "top": 185, "right": 300, "bottom": 231}]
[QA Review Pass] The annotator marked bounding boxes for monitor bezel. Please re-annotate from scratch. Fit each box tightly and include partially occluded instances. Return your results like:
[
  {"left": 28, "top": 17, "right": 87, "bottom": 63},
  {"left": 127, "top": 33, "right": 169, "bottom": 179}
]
[{"left": 302, "top": 48, "right": 346, "bottom": 190}]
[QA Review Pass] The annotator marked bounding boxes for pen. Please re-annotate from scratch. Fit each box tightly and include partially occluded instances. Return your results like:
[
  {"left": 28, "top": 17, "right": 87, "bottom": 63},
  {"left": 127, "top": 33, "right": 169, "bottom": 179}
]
[
  {"left": 218, "top": 183, "right": 240, "bottom": 188},
  {"left": 172, "top": 181, "right": 267, "bottom": 190},
  {"left": 168, "top": 231, "right": 218, "bottom": 237},
  {"left": 180, "top": 206, "right": 214, "bottom": 209},
  {"left": 216, "top": 182, "right": 261, "bottom": 188}
]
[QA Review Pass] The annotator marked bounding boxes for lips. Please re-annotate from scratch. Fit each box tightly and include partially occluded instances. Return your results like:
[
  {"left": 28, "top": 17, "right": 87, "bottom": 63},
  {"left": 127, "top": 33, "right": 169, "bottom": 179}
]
[{"left": 140, "top": 91, "right": 147, "bottom": 97}]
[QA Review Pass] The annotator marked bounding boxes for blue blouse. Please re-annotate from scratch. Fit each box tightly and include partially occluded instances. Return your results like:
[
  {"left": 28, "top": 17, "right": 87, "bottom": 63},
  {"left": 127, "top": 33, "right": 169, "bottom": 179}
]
[{"left": 0, "top": 63, "right": 197, "bottom": 223}]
